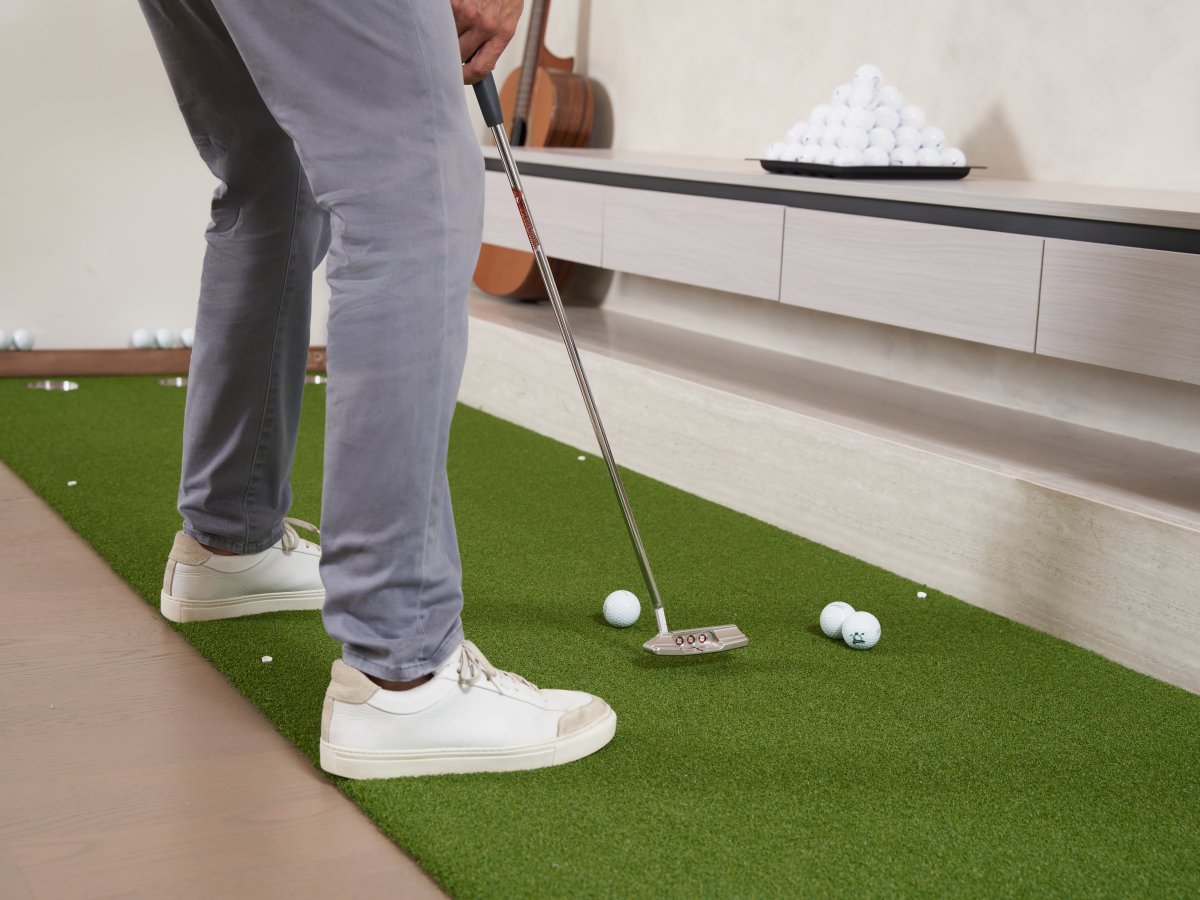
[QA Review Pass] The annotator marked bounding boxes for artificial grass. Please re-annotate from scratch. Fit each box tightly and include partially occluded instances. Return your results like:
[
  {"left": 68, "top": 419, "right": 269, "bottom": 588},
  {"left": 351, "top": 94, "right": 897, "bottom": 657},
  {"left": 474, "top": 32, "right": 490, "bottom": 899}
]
[{"left": 3, "top": 373, "right": 1199, "bottom": 898}]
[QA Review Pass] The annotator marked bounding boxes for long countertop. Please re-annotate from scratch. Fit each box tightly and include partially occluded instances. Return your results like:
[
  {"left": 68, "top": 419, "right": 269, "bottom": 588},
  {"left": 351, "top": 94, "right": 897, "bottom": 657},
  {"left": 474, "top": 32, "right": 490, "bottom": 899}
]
[{"left": 484, "top": 147, "right": 1200, "bottom": 233}]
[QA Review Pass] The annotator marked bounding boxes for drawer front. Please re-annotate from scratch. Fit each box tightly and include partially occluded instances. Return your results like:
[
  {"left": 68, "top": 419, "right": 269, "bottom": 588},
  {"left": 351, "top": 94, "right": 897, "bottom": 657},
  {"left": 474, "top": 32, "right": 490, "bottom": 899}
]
[
  {"left": 482, "top": 171, "right": 603, "bottom": 266},
  {"left": 602, "top": 188, "right": 784, "bottom": 300},
  {"left": 1037, "top": 239, "right": 1200, "bottom": 385},
  {"left": 781, "top": 208, "right": 1043, "bottom": 351}
]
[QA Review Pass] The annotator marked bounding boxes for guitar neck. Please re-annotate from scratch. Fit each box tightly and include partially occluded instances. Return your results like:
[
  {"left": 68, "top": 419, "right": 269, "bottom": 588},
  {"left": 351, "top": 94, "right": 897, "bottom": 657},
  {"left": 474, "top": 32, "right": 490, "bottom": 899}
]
[{"left": 513, "top": 0, "right": 550, "bottom": 129}]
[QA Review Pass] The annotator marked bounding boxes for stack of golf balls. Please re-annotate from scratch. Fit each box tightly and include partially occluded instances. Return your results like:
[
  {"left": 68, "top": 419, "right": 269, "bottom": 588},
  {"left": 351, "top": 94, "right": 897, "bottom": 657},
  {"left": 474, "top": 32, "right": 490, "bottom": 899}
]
[
  {"left": 819, "top": 601, "right": 881, "bottom": 650},
  {"left": 763, "top": 64, "right": 966, "bottom": 168}
]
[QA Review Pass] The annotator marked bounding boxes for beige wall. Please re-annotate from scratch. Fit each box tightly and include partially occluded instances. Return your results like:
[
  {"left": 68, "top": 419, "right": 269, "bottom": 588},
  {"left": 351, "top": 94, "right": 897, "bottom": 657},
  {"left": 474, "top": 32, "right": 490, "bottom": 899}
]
[{"left": 2, "top": 0, "right": 1196, "bottom": 350}]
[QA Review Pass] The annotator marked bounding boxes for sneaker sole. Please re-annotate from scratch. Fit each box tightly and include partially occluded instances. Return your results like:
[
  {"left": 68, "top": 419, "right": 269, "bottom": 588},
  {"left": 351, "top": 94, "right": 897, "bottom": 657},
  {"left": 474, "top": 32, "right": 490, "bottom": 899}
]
[
  {"left": 160, "top": 589, "right": 325, "bottom": 623},
  {"left": 318, "top": 706, "right": 618, "bottom": 779}
]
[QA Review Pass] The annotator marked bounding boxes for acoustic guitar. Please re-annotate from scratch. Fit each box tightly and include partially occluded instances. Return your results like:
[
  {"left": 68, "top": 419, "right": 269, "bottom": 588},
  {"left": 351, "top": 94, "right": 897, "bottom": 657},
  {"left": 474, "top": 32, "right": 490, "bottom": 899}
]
[{"left": 473, "top": 0, "right": 594, "bottom": 300}]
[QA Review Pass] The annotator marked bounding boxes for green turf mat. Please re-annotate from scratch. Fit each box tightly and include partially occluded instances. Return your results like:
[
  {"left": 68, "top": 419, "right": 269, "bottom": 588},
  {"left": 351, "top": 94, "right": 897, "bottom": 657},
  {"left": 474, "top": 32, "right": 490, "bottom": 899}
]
[{"left": 3, "top": 375, "right": 1199, "bottom": 898}]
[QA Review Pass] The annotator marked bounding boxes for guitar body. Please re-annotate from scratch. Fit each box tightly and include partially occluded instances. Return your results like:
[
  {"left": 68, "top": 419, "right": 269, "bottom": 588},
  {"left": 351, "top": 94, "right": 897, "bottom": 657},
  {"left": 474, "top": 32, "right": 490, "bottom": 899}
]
[{"left": 473, "top": 10, "right": 595, "bottom": 300}]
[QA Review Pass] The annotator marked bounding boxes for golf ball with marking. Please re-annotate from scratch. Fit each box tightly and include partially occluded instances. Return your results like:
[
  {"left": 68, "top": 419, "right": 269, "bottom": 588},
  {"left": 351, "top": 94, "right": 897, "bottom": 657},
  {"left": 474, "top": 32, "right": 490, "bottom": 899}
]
[
  {"left": 853, "top": 64, "right": 884, "bottom": 92},
  {"left": 820, "top": 601, "right": 856, "bottom": 639},
  {"left": 942, "top": 147, "right": 967, "bottom": 167},
  {"left": 920, "top": 126, "right": 946, "bottom": 150},
  {"left": 890, "top": 147, "right": 918, "bottom": 166},
  {"left": 831, "top": 83, "right": 854, "bottom": 107},
  {"left": 842, "top": 611, "right": 881, "bottom": 650},
  {"left": 786, "top": 121, "right": 809, "bottom": 144},
  {"left": 603, "top": 590, "right": 641, "bottom": 628},
  {"left": 781, "top": 142, "right": 805, "bottom": 162},
  {"left": 797, "top": 143, "right": 819, "bottom": 163}
]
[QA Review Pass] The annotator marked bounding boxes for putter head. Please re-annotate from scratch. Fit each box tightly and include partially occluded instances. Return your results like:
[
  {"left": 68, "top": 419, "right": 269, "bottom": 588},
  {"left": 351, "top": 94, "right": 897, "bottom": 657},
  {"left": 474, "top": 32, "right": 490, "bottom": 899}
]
[{"left": 643, "top": 624, "right": 749, "bottom": 655}]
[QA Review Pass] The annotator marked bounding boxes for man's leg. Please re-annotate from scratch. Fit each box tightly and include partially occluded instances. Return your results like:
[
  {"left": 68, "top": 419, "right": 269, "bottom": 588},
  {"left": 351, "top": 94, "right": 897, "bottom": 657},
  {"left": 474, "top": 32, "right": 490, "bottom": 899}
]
[
  {"left": 204, "top": 0, "right": 481, "bottom": 680},
  {"left": 138, "top": 0, "right": 331, "bottom": 555}
]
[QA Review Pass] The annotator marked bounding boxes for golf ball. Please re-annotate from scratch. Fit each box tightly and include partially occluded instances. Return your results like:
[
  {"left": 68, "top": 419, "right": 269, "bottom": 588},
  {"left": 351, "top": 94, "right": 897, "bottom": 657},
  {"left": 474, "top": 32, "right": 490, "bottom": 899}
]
[
  {"left": 0, "top": 329, "right": 10, "bottom": 351},
  {"left": 841, "top": 611, "right": 881, "bottom": 649},
  {"left": 809, "top": 103, "right": 832, "bottom": 127},
  {"left": 877, "top": 85, "right": 904, "bottom": 111},
  {"left": 834, "top": 147, "right": 864, "bottom": 167},
  {"left": 916, "top": 147, "right": 943, "bottom": 166},
  {"left": 181, "top": 326, "right": 196, "bottom": 348},
  {"left": 845, "top": 107, "right": 876, "bottom": 132},
  {"left": 894, "top": 126, "right": 921, "bottom": 150},
  {"left": 797, "top": 143, "right": 819, "bottom": 163},
  {"left": 831, "top": 83, "right": 854, "bottom": 107},
  {"left": 155, "top": 328, "right": 176, "bottom": 349},
  {"left": 920, "top": 126, "right": 946, "bottom": 150},
  {"left": 899, "top": 104, "right": 926, "bottom": 131},
  {"left": 815, "top": 144, "right": 839, "bottom": 165},
  {"left": 941, "top": 147, "right": 967, "bottom": 167},
  {"left": 780, "top": 142, "right": 805, "bottom": 162},
  {"left": 603, "top": 590, "right": 641, "bottom": 628},
  {"left": 819, "top": 601, "right": 856, "bottom": 639},
  {"left": 132, "top": 328, "right": 155, "bottom": 350},
  {"left": 848, "top": 85, "right": 878, "bottom": 110},
  {"left": 826, "top": 106, "right": 849, "bottom": 128},
  {"left": 764, "top": 141, "right": 787, "bottom": 160},
  {"left": 838, "top": 126, "right": 870, "bottom": 152},
  {"left": 890, "top": 147, "right": 918, "bottom": 166},
  {"left": 820, "top": 124, "right": 844, "bottom": 147},
  {"left": 874, "top": 106, "right": 901, "bottom": 132},
  {"left": 862, "top": 146, "right": 891, "bottom": 166},
  {"left": 12, "top": 329, "right": 33, "bottom": 351},
  {"left": 868, "top": 127, "right": 896, "bottom": 152},
  {"left": 786, "top": 121, "right": 809, "bottom": 145},
  {"left": 853, "top": 64, "right": 884, "bottom": 92}
]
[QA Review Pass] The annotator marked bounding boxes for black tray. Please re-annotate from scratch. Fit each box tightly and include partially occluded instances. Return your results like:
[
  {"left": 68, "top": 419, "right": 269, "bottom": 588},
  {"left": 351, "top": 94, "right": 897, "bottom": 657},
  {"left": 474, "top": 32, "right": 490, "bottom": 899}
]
[{"left": 757, "top": 158, "right": 974, "bottom": 180}]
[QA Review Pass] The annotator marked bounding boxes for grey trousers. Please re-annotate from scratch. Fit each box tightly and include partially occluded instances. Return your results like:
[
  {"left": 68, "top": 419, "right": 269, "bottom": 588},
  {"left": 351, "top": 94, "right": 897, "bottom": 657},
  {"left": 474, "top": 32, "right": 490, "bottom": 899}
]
[{"left": 138, "top": 0, "right": 484, "bottom": 680}]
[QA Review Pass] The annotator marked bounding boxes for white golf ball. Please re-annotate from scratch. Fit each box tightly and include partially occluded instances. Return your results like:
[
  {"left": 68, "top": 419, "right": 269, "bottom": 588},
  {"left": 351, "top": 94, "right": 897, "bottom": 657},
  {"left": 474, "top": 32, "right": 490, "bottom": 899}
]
[
  {"left": 155, "top": 328, "right": 176, "bottom": 349},
  {"left": 838, "top": 126, "right": 870, "bottom": 152},
  {"left": 890, "top": 147, "right": 918, "bottom": 166},
  {"left": 786, "top": 121, "right": 809, "bottom": 145},
  {"left": 834, "top": 147, "right": 864, "bottom": 167},
  {"left": 848, "top": 85, "right": 878, "bottom": 110},
  {"left": 797, "top": 143, "right": 819, "bottom": 163},
  {"left": 853, "top": 64, "right": 884, "bottom": 92},
  {"left": 831, "top": 83, "right": 854, "bottom": 107},
  {"left": 12, "top": 329, "right": 33, "bottom": 351},
  {"left": 764, "top": 141, "right": 787, "bottom": 160},
  {"left": 920, "top": 126, "right": 946, "bottom": 150},
  {"left": 894, "top": 125, "right": 921, "bottom": 150},
  {"left": 603, "top": 590, "right": 641, "bottom": 628},
  {"left": 809, "top": 103, "right": 833, "bottom": 127},
  {"left": 844, "top": 107, "right": 876, "bottom": 132},
  {"left": 0, "top": 329, "right": 10, "bottom": 351},
  {"left": 826, "top": 106, "right": 849, "bottom": 128},
  {"left": 874, "top": 106, "right": 901, "bottom": 132},
  {"left": 941, "top": 147, "right": 967, "bottom": 167},
  {"left": 181, "top": 326, "right": 196, "bottom": 348},
  {"left": 916, "top": 147, "right": 943, "bottom": 166},
  {"left": 877, "top": 85, "right": 904, "bottom": 111},
  {"left": 819, "top": 601, "right": 856, "bottom": 639},
  {"left": 862, "top": 146, "right": 891, "bottom": 166},
  {"left": 801, "top": 127, "right": 822, "bottom": 147},
  {"left": 868, "top": 127, "right": 896, "bottom": 152},
  {"left": 780, "top": 142, "right": 805, "bottom": 162},
  {"left": 820, "top": 124, "right": 844, "bottom": 147},
  {"left": 842, "top": 611, "right": 881, "bottom": 649},
  {"left": 900, "top": 104, "right": 926, "bottom": 130},
  {"left": 815, "top": 144, "right": 839, "bottom": 165},
  {"left": 132, "top": 328, "right": 155, "bottom": 349}
]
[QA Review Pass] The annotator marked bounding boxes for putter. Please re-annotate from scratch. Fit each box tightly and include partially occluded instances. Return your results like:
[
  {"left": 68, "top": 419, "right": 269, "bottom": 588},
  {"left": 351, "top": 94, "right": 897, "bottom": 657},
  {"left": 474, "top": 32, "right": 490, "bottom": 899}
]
[{"left": 473, "top": 74, "right": 748, "bottom": 656}]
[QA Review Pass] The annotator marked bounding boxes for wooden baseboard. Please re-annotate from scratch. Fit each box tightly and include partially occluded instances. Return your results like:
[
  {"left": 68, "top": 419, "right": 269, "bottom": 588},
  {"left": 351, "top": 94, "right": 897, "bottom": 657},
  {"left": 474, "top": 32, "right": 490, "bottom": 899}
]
[{"left": 0, "top": 347, "right": 328, "bottom": 378}]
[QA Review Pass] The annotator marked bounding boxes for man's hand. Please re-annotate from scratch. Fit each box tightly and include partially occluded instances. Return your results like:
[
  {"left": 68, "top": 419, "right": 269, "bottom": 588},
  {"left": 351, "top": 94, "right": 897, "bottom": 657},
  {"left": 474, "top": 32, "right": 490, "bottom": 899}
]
[{"left": 452, "top": 0, "right": 524, "bottom": 85}]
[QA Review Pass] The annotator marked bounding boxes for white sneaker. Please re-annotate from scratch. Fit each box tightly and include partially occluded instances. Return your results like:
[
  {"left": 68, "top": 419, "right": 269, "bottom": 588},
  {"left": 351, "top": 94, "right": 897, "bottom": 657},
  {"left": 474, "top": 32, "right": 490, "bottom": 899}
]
[
  {"left": 320, "top": 640, "right": 617, "bottom": 779},
  {"left": 160, "top": 518, "right": 324, "bottom": 623}
]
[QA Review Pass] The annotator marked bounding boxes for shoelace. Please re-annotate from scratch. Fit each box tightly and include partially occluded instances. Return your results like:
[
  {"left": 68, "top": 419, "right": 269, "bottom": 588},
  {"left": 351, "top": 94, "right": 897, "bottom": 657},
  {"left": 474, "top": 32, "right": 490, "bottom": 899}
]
[
  {"left": 456, "top": 640, "right": 538, "bottom": 692},
  {"left": 281, "top": 517, "right": 320, "bottom": 552}
]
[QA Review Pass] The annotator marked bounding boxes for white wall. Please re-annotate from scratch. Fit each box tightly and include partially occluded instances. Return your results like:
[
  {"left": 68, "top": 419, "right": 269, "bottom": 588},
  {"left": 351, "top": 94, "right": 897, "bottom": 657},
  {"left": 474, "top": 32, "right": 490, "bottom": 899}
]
[{"left": 2, "top": 0, "right": 1197, "bottom": 349}]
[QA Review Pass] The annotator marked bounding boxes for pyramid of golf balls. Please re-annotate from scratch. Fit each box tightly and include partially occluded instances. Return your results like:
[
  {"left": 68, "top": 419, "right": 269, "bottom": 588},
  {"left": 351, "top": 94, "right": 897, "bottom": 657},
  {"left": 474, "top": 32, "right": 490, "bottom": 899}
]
[
  {"left": 764, "top": 64, "right": 966, "bottom": 169},
  {"left": 819, "top": 601, "right": 881, "bottom": 649}
]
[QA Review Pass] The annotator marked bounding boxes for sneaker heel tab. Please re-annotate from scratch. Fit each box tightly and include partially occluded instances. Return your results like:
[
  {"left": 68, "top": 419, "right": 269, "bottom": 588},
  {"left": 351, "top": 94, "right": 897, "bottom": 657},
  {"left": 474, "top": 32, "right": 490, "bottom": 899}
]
[
  {"left": 329, "top": 660, "right": 379, "bottom": 703},
  {"left": 170, "top": 531, "right": 212, "bottom": 565}
]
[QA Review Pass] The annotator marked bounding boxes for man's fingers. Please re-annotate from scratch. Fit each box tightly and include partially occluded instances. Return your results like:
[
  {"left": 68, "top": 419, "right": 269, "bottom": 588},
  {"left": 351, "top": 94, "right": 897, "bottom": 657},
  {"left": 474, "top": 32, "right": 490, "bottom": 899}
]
[
  {"left": 459, "top": 26, "right": 486, "bottom": 65},
  {"left": 462, "top": 34, "right": 506, "bottom": 84}
]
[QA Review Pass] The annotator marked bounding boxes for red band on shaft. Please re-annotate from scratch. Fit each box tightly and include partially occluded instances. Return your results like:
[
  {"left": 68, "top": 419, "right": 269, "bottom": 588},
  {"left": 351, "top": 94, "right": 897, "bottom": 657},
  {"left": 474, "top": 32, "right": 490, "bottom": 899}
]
[{"left": 513, "top": 189, "right": 539, "bottom": 251}]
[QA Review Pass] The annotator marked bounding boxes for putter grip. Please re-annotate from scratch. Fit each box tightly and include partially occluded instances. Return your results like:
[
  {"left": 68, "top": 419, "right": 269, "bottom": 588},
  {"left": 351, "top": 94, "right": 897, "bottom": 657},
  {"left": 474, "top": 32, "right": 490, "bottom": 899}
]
[{"left": 473, "top": 74, "right": 504, "bottom": 127}]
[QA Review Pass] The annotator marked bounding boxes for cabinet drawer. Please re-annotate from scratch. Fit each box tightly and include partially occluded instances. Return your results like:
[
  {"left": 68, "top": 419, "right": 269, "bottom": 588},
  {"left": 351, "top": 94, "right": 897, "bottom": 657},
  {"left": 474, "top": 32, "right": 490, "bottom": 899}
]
[
  {"left": 781, "top": 208, "right": 1043, "bottom": 350},
  {"left": 602, "top": 188, "right": 784, "bottom": 300},
  {"left": 1037, "top": 239, "right": 1200, "bottom": 384},
  {"left": 482, "top": 171, "right": 602, "bottom": 266}
]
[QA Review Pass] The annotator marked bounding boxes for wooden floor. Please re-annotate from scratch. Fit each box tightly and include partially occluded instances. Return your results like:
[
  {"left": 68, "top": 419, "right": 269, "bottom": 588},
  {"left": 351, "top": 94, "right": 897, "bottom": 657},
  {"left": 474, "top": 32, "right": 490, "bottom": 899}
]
[{"left": 0, "top": 463, "right": 444, "bottom": 899}]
